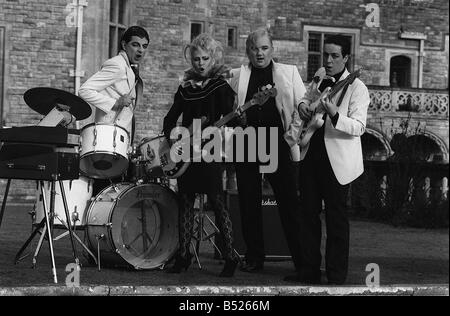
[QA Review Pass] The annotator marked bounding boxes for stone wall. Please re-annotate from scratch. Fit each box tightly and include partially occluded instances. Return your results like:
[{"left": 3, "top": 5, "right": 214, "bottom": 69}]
[
  {"left": 0, "top": 0, "right": 448, "bottom": 203},
  {"left": 0, "top": 0, "right": 77, "bottom": 203}
]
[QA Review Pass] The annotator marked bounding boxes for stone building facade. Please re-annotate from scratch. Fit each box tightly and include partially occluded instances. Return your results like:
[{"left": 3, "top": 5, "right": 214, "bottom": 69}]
[{"left": 0, "top": 0, "right": 448, "bottom": 202}]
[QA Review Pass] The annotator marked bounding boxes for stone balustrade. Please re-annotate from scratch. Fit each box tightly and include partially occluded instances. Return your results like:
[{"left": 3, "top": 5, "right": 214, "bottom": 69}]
[{"left": 368, "top": 86, "right": 449, "bottom": 117}]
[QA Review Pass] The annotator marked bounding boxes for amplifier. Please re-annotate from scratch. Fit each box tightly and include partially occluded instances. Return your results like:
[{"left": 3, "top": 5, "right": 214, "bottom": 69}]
[
  {"left": 0, "top": 143, "right": 79, "bottom": 180},
  {"left": 223, "top": 190, "right": 291, "bottom": 259}
]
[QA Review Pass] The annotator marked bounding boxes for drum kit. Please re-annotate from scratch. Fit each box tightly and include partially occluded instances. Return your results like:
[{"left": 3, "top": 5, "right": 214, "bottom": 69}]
[{"left": 19, "top": 87, "right": 180, "bottom": 272}]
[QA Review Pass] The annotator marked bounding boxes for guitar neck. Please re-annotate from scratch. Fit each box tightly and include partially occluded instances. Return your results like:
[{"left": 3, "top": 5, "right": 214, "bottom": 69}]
[
  {"left": 214, "top": 111, "right": 237, "bottom": 128},
  {"left": 213, "top": 99, "right": 257, "bottom": 128}
]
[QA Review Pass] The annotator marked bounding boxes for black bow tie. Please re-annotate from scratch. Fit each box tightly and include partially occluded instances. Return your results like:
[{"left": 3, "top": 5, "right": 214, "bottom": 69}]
[{"left": 319, "top": 78, "right": 335, "bottom": 92}]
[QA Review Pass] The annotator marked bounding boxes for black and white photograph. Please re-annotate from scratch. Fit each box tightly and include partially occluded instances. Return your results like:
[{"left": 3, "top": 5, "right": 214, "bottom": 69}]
[{"left": 0, "top": 0, "right": 448, "bottom": 300}]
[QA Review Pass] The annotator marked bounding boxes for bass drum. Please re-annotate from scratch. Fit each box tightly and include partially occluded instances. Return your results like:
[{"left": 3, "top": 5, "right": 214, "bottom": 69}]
[
  {"left": 85, "top": 182, "right": 179, "bottom": 270},
  {"left": 34, "top": 177, "right": 93, "bottom": 227}
]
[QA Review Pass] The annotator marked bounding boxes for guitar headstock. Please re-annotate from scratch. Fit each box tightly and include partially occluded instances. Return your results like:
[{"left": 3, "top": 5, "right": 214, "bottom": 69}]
[
  {"left": 347, "top": 67, "right": 363, "bottom": 84},
  {"left": 329, "top": 68, "right": 363, "bottom": 97},
  {"left": 253, "top": 84, "right": 278, "bottom": 105}
]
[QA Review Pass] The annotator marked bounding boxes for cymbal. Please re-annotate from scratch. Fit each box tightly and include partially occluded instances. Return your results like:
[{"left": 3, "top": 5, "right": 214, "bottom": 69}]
[{"left": 24, "top": 87, "right": 92, "bottom": 120}]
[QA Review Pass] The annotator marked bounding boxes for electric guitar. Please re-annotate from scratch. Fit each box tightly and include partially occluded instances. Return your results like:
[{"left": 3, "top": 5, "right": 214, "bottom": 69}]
[
  {"left": 298, "top": 68, "right": 362, "bottom": 148},
  {"left": 142, "top": 85, "right": 277, "bottom": 179}
]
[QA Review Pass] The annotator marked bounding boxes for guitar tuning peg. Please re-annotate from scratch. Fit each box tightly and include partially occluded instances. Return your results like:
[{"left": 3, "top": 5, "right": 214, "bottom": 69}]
[
  {"left": 261, "top": 85, "right": 267, "bottom": 91},
  {"left": 267, "top": 84, "right": 272, "bottom": 89}
]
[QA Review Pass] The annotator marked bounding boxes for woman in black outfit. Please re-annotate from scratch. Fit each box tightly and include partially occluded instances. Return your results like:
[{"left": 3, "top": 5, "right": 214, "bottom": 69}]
[{"left": 163, "top": 33, "right": 238, "bottom": 277}]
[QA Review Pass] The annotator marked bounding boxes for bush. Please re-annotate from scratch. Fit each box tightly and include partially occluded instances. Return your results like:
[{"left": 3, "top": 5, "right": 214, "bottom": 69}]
[
  {"left": 349, "top": 115, "right": 449, "bottom": 229},
  {"left": 350, "top": 170, "right": 449, "bottom": 228}
]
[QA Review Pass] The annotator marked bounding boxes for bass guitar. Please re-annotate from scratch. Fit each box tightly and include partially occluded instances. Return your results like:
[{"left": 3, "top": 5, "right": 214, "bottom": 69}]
[
  {"left": 140, "top": 85, "right": 277, "bottom": 179},
  {"left": 298, "top": 68, "right": 362, "bottom": 148}
]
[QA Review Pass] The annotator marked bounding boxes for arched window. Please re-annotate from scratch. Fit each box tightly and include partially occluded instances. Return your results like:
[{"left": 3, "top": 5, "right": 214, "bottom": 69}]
[
  {"left": 362, "top": 133, "right": 389, "bottom": 161},
  {"left": 390, "top": 55, "right": 411, "bottom": 88},
  {"left": 407, "top": 135, "right": 443, "bottom": 163},
  {"left": 391, "top": 133, "right": 443, "bottom": 163}
]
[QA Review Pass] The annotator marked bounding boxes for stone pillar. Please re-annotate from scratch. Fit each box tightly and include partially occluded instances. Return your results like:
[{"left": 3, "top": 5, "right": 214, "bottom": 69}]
[{"left": 430, "top": 174, "right": 444, "bottom": 202}]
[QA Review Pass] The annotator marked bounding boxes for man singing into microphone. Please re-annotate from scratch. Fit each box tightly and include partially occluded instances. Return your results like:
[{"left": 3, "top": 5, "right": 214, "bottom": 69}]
[{"left": 289, "top": 35, "right": 370, "bottom": 285}]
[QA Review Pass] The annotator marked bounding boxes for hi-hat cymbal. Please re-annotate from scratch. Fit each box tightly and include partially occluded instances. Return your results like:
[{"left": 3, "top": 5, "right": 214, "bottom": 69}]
[{"left": 24, "top": 87, "right": 92, "bottom": 120}]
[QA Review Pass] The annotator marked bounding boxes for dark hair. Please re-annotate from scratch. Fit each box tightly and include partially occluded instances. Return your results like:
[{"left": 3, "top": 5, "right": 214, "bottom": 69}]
[
  {"left": 324, "top": 35, "right": 351, "bottom": 57},
  {"left": 121, "top": 26, "right": 150, "bottom": 45}
]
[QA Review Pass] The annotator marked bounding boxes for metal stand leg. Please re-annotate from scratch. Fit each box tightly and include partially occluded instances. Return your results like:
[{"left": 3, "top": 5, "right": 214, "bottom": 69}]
[
  {"left": 95, "top": 234, "right": 104, "bottom": 271},
  {"left": 52, "top": 219, "right": 98, "bottom": 266},
  {"left": 59, "top": 181, "right": 80, "bottom": 268},
  {"left": 42, "top": 181, "right": 58, "bottom": 284},
  {"left": 191, "top": 240, "right": 201, "bottom": 269},
  {"left": 0, "top": 179, "right": 11, "bottom": 230},
  {"left": 14, "top": 218, "right": 45, "bottom": 264},
  {"left": 32, "top": 225, "right": 47, "bottom": 268},
  {"left": 15, "top": 183, "right": 51, "bottom": 264},
  {"left": 190, "top": 194, "right": 244, "bottom": 268},
  {"left": 191, "top": 194, "right": 205, "bottom": 269}
]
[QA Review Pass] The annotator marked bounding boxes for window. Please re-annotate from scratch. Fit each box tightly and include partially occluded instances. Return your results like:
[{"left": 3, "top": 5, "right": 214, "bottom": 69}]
[
  {"left": 109, "top": 0, "right": 129, "bottom": 58},
  {"left": 190, "top": 22, "right": 204, "bottom": 42},
  {"left": 227, "top": 27, "right": 237, "bottom": 49},
  {"left": 0, "top": 27, "right": 4, "bottom": 127},
  {"left": 306, "top": 30, "right": 355, "bottom": 81},
  {"left": 390, "top": 55, "right": 412, "bottom": 88},
  {"left": 307, "top": 33, "right": 322, "bottom": 81}
]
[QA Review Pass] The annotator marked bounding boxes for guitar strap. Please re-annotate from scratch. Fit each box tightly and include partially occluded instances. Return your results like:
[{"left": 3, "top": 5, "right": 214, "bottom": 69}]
[{"left": 335, "top": 83, "right": 350, "bottom": 108}]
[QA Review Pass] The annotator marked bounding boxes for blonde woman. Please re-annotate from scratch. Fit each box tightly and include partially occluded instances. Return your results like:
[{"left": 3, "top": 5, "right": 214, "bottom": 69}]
[{"left": 163, "top": 33, "right": 238, "bottom": 277}]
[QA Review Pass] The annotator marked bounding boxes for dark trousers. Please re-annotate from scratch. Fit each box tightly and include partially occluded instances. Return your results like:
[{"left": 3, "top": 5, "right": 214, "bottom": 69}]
[
  {"left": 235, "top": 140, "right": 302, "bottom": 270},
  {"left": 298, "top": 153, "right": 350, "bottom": 283}
]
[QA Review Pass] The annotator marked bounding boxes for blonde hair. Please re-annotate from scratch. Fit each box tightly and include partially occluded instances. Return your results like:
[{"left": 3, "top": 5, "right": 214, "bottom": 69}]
[
  {"left": 184, "top": 33, "right": 224, "bottom": 67},
  {"left": 245, "top": 28, "right": 273, "bottom": 56}
]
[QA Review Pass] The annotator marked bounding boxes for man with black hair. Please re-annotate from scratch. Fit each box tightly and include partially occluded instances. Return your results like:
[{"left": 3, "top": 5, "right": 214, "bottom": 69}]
[
  {"left": 79, "top": 26, "right": 149, "bottom": 194},
  {"left": 288, "top": 35, "right": 370, "bottom": 284}
]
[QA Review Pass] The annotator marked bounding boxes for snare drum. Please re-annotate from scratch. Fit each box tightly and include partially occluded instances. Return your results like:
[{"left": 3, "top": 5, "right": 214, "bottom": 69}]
[
  {"left": 85, "top": 182, "right": 179, "bottom": 269},
  {"left": 34, "top": 177, "right": 93, "bottom": 227},
  {"left": 79, "top": 123, "right": 130, "bottom": 179}
]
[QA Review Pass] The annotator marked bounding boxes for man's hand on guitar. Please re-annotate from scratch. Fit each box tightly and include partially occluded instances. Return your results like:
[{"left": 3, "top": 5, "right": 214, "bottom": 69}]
[
  {"left": 320, "top": 94, "right": 338, "bottom": 118},
  {"left": 235, "top": 106, "right": 247, "bottom": 127},
  {"left": 298, "top": 102, "right": 313, "bottom": 122}
]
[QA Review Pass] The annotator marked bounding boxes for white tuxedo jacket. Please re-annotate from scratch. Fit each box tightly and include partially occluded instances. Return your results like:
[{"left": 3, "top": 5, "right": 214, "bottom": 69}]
[
  {"left": 229, "top": 62, "right": 306, "bottom": 161},
  {"left": 299, "top": 68, "right": 370, "bottom": 185},
  {"left": 79, "top": 51, "right": 138, "bottom": 136}
]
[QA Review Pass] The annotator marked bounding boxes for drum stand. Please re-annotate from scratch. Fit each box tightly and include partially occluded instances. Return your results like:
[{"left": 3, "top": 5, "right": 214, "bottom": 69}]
[
  {"left": 190, "top": 194, "right": 242, "bottom": 269},
  {"left": 14, "top": 180, "right": 96, "bottom": 283}
]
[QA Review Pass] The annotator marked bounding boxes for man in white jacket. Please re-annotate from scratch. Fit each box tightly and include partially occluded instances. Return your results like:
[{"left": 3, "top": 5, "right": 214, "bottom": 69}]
[
  {"left": 79, "top": 25, "right": 149, "bottom": 194},
  {"left": 228, "top": 28, "right": 306, "bottom": 274},
  {"left": 289, "top": 35, "right": 370, "bottom": 284}
]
